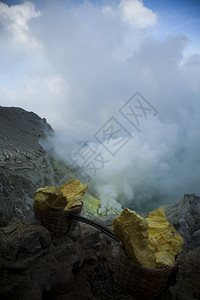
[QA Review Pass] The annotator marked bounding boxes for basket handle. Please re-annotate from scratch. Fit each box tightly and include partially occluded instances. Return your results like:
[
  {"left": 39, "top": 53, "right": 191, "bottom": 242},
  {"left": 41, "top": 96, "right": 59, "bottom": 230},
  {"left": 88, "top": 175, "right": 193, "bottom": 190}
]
[{"left": 69, "top": 214, "right": 119, "bottom": 241}]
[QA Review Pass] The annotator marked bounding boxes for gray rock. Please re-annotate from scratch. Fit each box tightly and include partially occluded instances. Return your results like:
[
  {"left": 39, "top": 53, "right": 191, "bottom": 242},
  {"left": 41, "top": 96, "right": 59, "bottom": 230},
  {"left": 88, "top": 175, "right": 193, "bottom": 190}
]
[
  {"left": 0, "top": 106, "right": 76, "bottom": 226},
  {"left": 1, "top": 224, "right": 17, "bottom": 235},
  {"left": 31, "top": 268, "right": 51, "bottom": 292},
  {"left": 164, "top": 193, "right": 200, "bottom": 251},
  {"left": 54, "top": 244, "right": 74, "bottom": 263},
  {"left": 0, "top": 222, "right": 51, "bottom": 269},
  {"left": 79, "top": 230, "right": 100, "bottom": 250},
  {"left": 18, "top": 231, "right": 41, "bottom": 258},
  {"left": 39, "top": 228, "right": 51, "bottom": 249},
  {"left": 51, "top": 266, "right": 74, "bottom": 295},
  {"left": 22, "top": 217, "right": 41, "bottom": 226},
  {"left": 78, "top": 229, "right": 100, "bottom": 264},
  {"left": 11, "top": 280, "right": 42, "bottom": 300}
]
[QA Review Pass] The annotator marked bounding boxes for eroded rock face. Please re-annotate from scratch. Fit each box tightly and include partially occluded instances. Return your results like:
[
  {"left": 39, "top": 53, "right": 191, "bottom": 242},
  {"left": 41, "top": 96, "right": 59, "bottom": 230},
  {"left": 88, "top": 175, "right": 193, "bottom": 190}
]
[
  {"left": 0, "top": 106, "right": 75, "bottom": 225},
  {"left": 164, "top": 194, "right": 200, "bottom": 252},
  {"left": 0, "top": 218, "right": 199, "bottom": 300}
]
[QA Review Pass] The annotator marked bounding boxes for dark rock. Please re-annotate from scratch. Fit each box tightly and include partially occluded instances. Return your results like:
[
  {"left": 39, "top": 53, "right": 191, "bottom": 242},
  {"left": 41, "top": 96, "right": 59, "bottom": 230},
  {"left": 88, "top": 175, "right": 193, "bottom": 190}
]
[
  {"left": 52, "top": 235, "right": 73, "bottom": 246},
  {"left": 1, "top": 234, "right": 21, "bottom": 260},
  {"left": 166, "top": 251, "right": 200, "bottom": 300},
  {"left": 1, "top": 224, "right": 17, "bottom": 235},
  {"left": 11, "top": 280, "right": 42, "bottom": 300},
  {"left": 18, "top": 231, "right": 41, "bottom": 258},
  {"left": 39, "top": 228, "right": 51, "bottom": 249},
  {"left": 79, "top": 229, "right": 100, "bottom": 250},
  {"left": 51, "top": 266, "right": 74, "bottom": 295},
  {"left": 22, "top": 217, "right": 41, "bottom": 226},
  {"left": 0, "top": 222, "right": 51, "bottom": 270},
  {"left": 66, "top": 225, "right": 82, "bottom": 241},
  {"left": 164, "top": 194, "right": 200, "bottom": 252},
  {"left": 31, "top": 268, "right": 51, "bottom": 292},
  {"left": 0, "top": 106, "right": 76, "bottom": 226},
  {"left": 78, "top": 228, "right": 100, "bottom": 264},
  {"left": 54, "top": 244, "right": 74, "bottom": 263}
]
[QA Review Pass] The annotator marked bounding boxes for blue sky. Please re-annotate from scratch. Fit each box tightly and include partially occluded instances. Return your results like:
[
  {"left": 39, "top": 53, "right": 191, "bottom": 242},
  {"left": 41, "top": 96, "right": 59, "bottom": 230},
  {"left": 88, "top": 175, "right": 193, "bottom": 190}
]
[{"left": 0, "top": 0, "right": 200, "bottom": 210}]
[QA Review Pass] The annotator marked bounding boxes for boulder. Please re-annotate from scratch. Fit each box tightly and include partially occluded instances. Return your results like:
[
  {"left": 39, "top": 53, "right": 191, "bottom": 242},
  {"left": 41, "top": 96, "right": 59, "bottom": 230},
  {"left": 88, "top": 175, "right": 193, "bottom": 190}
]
[
  {"left": 0, "top": 106, "right": 78, "bottom": 225},
  {"left": 164, "top": 194, "right": 200, "bottom": 252}
]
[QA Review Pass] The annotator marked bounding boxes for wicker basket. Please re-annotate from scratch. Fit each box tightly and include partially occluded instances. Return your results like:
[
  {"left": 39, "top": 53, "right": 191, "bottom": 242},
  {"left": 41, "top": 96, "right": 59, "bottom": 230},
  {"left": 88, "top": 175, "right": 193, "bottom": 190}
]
[
  {"left": 34, "top": 203, "right": 83, "bottom": 239},
  {"left": 113, "top": 246, "right": 178, "bottom": 300}
]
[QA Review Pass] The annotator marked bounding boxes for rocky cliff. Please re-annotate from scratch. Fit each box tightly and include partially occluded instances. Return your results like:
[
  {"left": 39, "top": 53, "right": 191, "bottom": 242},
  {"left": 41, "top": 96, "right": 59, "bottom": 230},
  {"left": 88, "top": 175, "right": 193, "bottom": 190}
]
[
  {"left": 1, "top": 106, "right": 200, "bottom": 299},
  {"left": 0, "top": 106, "right": 75, "bottom": 226}
]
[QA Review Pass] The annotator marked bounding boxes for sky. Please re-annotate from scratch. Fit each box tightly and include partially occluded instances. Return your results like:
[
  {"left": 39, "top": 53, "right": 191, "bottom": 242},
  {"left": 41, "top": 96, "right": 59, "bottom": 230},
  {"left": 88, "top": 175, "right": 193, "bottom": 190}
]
[{"left": 0, "top": 0, "right": 200, "bottom": 212}]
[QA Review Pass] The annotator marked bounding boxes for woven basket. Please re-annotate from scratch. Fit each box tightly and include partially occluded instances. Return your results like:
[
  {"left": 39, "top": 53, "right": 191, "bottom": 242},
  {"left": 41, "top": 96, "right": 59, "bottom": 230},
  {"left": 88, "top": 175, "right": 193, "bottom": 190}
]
[
  {"left": 113, "top": 246, "right": 178, "bottom": 300},
  {"left": 34, "top": 203, "right": 83, "bottom": 239}
]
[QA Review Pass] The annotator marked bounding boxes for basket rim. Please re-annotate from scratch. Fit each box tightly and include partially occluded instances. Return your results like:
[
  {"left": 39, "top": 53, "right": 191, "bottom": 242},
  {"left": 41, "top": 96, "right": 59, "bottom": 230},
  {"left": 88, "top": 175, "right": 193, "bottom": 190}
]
[
  {"left": 119, "top": 245, "right": 178, "bottom": 273},
  {"left": 33, "top": 202, "right": 83, "bottom": 215}
]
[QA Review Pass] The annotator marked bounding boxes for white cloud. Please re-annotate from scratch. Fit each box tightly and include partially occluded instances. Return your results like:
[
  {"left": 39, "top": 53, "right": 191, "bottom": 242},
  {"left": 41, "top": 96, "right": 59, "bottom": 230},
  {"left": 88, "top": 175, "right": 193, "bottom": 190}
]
[
  {"left": 119, "top": 0, "right": 157, "bottom": 29},
  {"left": 0, "top": 0, "right": 200, "bottom": 212},
  {"left": 0, "top": 1, "right": 41, "bottom": 47}
]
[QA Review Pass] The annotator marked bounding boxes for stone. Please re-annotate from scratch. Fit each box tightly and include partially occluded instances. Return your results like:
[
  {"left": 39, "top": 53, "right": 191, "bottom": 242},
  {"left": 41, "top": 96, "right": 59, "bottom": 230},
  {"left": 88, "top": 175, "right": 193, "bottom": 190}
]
[
  {"left": 79, "top": 229, "right": 100, "bottom": 250},
  {"left": 164, "top": 194, "right": 200, "bottom": 252},
  {"left": 59, "top": 180, "right": 88, "bottom": 210},
  {"left": 11, "top": 280, "right": 42, "bottom": 300},
  {"left": 18, "top": 231, "right": 41, "bottom": 258},
  {"left": 39, "top": 228, "right": 51, "bottom": 249},
  {"left": 113, "top": 208, "right": 156, "bottom": 268},
  {"left": 0, "top": 106, "right": 78, "bottom": 226},
  {"left": 0, "top": 222, "right": 51, "bottom": 269},
  {"left": 54, "top": 244, "right": 74, "bottom": 263},
  {"left": 34, "top": 186, "right": 67, "bottom": 211},
  {"left": 22, "top": 217, "right": 41, "bottom": 226},
  {"left": 51, "top": 266, "right": 74, "bottom": 295},
  {"left": 31, "top": 268, "right": 51, "bottom": 292},
  {"left": 168, "top": 251, "right": 200, "bottom": 299},
  {"left": 1, "top": 225, "right": 17, "bottom": 235}
]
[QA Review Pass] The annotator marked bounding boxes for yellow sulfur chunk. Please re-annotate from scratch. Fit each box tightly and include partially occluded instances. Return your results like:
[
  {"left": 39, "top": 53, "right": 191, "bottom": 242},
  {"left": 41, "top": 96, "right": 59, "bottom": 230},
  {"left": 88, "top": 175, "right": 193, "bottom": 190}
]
[
  {"left": 113, "top": 208, "right": 156, "bottom": 269},
  {"left": 155, "top": 251, "right": 175, "bottom": 269},
  {"left": 34, "top": 186, "right": 67, "bottom": 211},
  {"left": 113, "top": 207, "right": 183, "bottom": 269},
  {"left": 65, "top": 196, "right": 83, "bottom": 210},
  {"left": 59, "top": 180, "right": 88, "bottom": 210},
  {"left": 147, "top": 208, "right": 184, "bottom": 267}
]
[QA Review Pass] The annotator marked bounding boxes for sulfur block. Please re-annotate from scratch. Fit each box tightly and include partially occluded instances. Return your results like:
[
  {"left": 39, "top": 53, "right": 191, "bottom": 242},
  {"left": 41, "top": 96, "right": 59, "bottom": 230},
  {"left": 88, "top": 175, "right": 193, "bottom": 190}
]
[
  {"left": 113, "top": 208, "right": 156, "bottom": 268},
  {"left": 59, "top": 180, "right": 88, "bottom": 210},
  {"left": 147, "top": 208, "right": 184, "bottom": 267},
  {"left": 113, "top": 207, "right": 184, "bottom": 269},
  {"left": 34, "top": 186, "right": 67, "bottom": 211}
]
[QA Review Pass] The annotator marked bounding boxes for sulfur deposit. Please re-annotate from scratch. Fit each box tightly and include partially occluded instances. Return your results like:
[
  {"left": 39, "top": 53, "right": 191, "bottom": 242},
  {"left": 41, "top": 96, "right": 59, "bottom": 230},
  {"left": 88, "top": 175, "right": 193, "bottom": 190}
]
[
  {"left": 59, "top": 180, "right": 88, "bottom": 210},
  {"left": 113, "top": 208, "right": 156, "bottom": 268},
  {"left": 34, "top": 186, "right": 67, "bottom": 211},
  {"left": 113, "top": 207, "right": 183, "bottom": 269},
  {"left": 34, "top": 180, "right": 88, "bottom": 211},
  {"left": 147, "top": 208, "right": 183, "bottom": 268}
]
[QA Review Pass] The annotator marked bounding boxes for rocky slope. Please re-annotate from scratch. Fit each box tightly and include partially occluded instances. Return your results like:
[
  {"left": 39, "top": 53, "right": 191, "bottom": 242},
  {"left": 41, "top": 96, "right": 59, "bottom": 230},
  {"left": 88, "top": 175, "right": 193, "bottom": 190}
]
[
  {"left": 164, "top": 194, "right": 200, "bottom": 253},
  {"left": 0, "top": 215, "right": 200, "bottom": 300},
  {"left": 1, "top": 106, "right": 200, "bottom": 299},
  {"left": 0, "top": 106, "right": 75, "bottom": 226}
]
